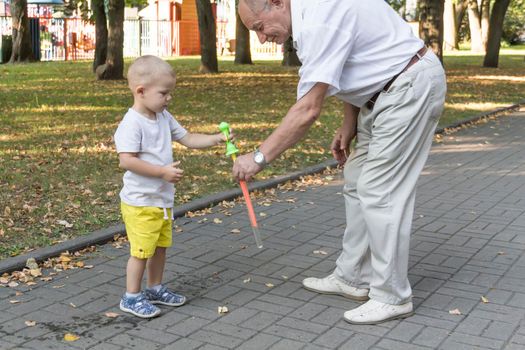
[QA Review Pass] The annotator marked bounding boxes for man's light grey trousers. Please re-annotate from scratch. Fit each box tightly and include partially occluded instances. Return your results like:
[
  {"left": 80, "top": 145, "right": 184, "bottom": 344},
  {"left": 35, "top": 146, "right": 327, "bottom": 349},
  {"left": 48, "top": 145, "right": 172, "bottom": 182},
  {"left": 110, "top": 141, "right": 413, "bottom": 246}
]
[{"left": 335, "top": 51, "right": 447, "bottom": 305}]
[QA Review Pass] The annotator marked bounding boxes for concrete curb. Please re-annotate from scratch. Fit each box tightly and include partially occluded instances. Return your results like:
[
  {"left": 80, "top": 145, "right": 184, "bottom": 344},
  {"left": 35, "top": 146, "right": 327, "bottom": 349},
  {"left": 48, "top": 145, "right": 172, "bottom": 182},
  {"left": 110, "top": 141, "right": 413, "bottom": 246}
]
[
  {"left": 0, "top": 159, "right": 338, "bottom": 274},
  {"left": 435, "top": 99, "right": 524, "bottom": 134},
  {"left": 1, "top": 100, "right": 523, "bottom": 274}
]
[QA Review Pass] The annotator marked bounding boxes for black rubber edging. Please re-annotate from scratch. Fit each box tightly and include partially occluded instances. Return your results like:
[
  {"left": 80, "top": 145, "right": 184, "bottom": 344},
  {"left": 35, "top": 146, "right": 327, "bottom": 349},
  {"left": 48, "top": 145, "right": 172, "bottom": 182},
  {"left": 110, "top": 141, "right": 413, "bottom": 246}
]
[
  {"left": 435, "top": 99, "right": 524, "bottom": 134},
  {"left": 0, "top": 159, "right": 338, "bottom": 274},
  {"left": 1, "top": 99, "right": 524, "bottom": 274}
]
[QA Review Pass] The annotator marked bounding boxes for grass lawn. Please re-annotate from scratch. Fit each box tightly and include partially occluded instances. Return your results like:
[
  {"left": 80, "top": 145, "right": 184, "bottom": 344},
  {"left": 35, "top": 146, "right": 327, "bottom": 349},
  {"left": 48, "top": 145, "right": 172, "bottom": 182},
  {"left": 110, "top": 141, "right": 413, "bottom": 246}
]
[{"left": 0, "top": 47, "right": 524, "bottom": 259}]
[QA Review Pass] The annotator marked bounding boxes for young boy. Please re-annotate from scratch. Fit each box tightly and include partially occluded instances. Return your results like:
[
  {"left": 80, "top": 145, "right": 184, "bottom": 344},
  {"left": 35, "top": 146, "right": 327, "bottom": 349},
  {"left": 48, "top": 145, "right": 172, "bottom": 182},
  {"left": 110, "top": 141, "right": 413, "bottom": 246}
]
[{"left": 114, "top": 55, "right": 229, "bottom": 318}]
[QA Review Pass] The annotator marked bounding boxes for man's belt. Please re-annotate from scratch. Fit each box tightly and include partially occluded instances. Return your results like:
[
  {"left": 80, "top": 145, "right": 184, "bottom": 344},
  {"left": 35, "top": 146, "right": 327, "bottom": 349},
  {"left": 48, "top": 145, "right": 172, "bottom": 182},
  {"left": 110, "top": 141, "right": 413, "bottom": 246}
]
[{"left": 365, "top": 46, "right": 429, "bottom": 110}]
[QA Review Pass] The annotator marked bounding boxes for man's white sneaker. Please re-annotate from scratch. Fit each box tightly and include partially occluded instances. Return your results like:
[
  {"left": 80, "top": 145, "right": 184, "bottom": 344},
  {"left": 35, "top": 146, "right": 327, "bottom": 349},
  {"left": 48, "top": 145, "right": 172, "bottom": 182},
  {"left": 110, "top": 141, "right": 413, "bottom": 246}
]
[
  {"left": 343, "top": 299, "right": 414, "bottom": 325},
  {"left": 302, "top": 274, "right": 369, "bottom": 301}
]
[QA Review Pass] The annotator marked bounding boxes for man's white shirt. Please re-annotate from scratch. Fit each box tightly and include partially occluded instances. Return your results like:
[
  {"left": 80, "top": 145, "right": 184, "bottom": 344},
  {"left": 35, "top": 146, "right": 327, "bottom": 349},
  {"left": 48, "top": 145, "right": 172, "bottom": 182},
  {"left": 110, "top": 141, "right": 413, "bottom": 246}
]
[{"left": 291, "top": 0, "right": 423, "bottom": 107}]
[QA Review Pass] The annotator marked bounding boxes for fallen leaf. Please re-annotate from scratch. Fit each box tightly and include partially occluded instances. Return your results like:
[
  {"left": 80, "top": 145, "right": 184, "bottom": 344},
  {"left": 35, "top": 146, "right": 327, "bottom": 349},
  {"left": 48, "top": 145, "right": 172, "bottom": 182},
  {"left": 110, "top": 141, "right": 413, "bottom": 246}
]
[
  {"left": 449, "top": 308, "right": 462, "bottom": 315},
  {"left": 230, "top": 229, "right": 241, "bottom": 234},
  {"left": 313, "top": 250, "right": 328, "bottom": 255},
  {"left": 259, "top": 212, "right": 267, "bottom": 217},
  {"left": 25, "top": 320, "right": 36, "bottom": 327},
  {"left": 218, "top": 306, "right": 229, "bottom": 314},
  {"left": 15, "top": 291, "right": 23, "bottom": 296},
  {"left": 281, "top": 275, "right": 288, "bottom": 280},
  {"left": 213, "top": 218, "right": 223, "bottom": 224},
  {"left": 29, "top": 269, "right": 42, "bottom": 277},
  {"left": 57, "top": 220, "right": 73, "bottom": 228},
  {"left": 265, "top": 283, "right": 274, "bottom": 288},
  {"left": 75, "top": 261, "right": 85, "bottom": 268},
  {"left": 481, "top": 296, "right": 489, "bottom": 303},
  {"left": 8, "top": 281, "right": 19, "bottom": 288},
  {"left": 26, "top": 258, "right": 39, "bottom": 270},
  {"left": 83, "top": 265, "right": 94, "bottom": 269},
  {"left": 105, "top": 312, "right": 120, "bottom": 318},
  {"left": 59, "top": 256, "right": 71, "bottom": 263},
  {"left": 64, "top": 333, "right": 79, "bottom": 342},
  {"left": 243, "top": 277, "right": 251, "bottom": 283},
  {"left": 40, "top": 277, "right": 53, "bottom": 282},
  {"left": 0, "top": 277, "right": 9, "bottom": 284},
  {"left": 69, "top": 303, "right": 77, "bottom": 308},
  {"left": 26, "top": 281, "right": 37, "bottom": 286},
  {"left": 497, "top": 251, "right": 506, "bottom": 255},
  {"left": 52, "top": 285, "right": 65, "bottom": 289},
  {"left": 9, "top": 300, "right": 21, "bottom": 304}
]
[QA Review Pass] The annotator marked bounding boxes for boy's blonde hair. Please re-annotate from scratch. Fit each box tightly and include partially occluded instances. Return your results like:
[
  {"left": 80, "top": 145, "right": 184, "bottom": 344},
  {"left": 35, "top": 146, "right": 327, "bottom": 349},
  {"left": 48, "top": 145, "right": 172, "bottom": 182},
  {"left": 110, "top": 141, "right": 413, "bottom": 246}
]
[{"left": 127, "top": 55, "right": 176, "bottom": 90}]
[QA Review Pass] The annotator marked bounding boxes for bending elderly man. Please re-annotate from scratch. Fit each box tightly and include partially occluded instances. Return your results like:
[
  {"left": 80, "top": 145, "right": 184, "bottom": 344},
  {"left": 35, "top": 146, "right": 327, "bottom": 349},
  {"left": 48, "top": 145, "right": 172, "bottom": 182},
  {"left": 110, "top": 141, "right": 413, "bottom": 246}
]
[{"left": 233, "top": 0, "right": 446, "bottom": 325}]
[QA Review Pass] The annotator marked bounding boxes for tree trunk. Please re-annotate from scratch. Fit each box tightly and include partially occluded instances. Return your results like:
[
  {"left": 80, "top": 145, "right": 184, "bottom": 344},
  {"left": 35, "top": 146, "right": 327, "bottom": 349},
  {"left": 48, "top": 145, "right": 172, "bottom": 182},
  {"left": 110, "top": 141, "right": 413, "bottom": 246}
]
[
  {"left": 196, "top": 0, "right": 218, "bottom": 73},
  {"left": 443, "top": 0, "right": 457, "bottom": 51},
  {"left": 234, "top": 0, "right": 252, "bottom": 64},
  {"left": 481, "top": 0, "right": 490, "bottom": 48},
  {"left": 9, "top": 0, "right": 33, "bottom": 63},
  {"left": 96, "top": 0, "right": 124, "bottom": 80},
  {"left": 282, "top": 37, "right": 301, "bottom": 66},
  {"left": 418, "top": 0, "right": 445, "bottom": 62},
  {"left": 483, "top": 0, "right": 510, "bottom": 68},
  {"left": 92, "top": 0, "right": 108, "bottom": 73},
  {"left": 467, "top": 0, "right": 484, "bottom": 52},
  {"left": 455, "top": 0, "right": 468, "bottom": 41}
]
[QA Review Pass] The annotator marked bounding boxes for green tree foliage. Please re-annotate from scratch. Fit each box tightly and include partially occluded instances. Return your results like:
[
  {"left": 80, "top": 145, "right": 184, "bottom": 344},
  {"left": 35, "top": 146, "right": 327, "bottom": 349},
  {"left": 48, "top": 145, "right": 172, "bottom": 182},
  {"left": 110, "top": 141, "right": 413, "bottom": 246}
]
[{"left": 502, "top": 0, "right": 525, "bottom": 44}]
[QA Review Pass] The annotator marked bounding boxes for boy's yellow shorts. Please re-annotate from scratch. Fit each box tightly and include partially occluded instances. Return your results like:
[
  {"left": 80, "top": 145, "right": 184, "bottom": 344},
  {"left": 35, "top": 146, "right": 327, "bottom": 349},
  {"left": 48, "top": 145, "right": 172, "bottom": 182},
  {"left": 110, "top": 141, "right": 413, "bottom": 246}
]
[{"left": 121, "top": 202, "right": 173, "bottom": 259}]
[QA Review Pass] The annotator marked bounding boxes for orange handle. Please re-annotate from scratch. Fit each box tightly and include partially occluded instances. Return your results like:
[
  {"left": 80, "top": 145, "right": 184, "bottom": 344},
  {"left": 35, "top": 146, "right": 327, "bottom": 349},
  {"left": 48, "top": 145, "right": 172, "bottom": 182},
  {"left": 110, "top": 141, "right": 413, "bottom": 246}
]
[{"left": 239, "top": 180, "right": 258, "bottom": 228}]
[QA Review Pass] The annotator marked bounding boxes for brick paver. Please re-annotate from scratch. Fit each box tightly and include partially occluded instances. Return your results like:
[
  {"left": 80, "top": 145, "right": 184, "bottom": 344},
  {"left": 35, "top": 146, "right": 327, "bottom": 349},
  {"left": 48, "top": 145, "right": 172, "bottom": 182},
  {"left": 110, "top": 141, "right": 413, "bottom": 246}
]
[{"left": 0, "top": 109, "right": 524, "bottom": 349}]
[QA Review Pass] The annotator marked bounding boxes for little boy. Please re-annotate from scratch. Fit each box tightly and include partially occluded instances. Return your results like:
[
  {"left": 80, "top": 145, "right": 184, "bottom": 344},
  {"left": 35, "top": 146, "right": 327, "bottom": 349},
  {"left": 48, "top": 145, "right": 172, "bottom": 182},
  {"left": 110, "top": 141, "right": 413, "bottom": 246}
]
[{"left": 114, "top": 55, "right": 229, "bottom": 318}]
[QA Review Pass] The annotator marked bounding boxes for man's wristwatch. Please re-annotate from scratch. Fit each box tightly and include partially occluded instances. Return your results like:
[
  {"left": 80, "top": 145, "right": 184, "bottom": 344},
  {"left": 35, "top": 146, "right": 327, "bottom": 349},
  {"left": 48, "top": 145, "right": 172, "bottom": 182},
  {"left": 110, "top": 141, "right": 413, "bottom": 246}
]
[{"left": 253, "top": 149, "right": 267, "bottom": 168}]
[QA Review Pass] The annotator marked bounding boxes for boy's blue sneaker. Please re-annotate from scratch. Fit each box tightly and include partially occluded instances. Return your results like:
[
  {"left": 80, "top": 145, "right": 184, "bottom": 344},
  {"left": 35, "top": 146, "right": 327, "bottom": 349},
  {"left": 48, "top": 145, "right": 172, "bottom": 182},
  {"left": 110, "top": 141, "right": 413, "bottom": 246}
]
[
  {"left": 144, "top": 285, "right": 186, "bottom": 306},
  {"left": 120, "top": 292, "right": 161, "bottom": 318}
]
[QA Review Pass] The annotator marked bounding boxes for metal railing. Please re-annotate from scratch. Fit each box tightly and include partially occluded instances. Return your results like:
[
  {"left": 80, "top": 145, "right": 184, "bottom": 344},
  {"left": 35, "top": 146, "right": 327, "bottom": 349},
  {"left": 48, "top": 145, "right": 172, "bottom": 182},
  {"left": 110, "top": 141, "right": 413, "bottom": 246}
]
[{"left": 0, "top": 16, "right": 282, "bottom": 62}]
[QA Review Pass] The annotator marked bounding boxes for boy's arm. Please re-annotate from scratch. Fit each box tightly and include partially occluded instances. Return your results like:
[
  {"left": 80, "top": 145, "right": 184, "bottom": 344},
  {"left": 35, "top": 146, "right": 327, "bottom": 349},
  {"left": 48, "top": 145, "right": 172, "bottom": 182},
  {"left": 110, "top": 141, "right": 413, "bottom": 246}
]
[
  {"left": 118, "top": 153, "right": 183, "bottom": 183},
  {"left": 177, "top": 132, "right": 226, "bottom": 149}
]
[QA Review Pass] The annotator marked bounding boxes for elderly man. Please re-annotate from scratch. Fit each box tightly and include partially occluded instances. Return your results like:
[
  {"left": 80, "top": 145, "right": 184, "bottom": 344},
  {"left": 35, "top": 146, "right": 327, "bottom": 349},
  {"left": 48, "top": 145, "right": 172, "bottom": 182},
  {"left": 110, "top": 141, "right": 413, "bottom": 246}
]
[{"left": 233, "top": 0, "right": 446, "bottom": 325}]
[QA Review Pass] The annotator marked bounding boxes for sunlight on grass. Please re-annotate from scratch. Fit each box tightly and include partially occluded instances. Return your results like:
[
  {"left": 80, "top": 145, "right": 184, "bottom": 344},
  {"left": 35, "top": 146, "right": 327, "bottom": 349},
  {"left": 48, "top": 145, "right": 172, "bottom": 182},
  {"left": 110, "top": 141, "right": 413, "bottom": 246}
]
[{"left": 0, "top": 49, "right": 524, "bottom": 259}]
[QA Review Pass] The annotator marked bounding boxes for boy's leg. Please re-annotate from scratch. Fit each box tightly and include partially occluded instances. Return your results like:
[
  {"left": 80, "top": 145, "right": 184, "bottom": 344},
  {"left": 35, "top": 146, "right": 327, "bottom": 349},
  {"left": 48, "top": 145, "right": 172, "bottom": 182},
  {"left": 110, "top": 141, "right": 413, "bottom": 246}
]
[
  {"left": 146, "top": 247, "right": 166, "bottom": 288},
  {"left": 143, "top": 209, "right": 186, "bottom": 306},
  {"left": 127, "top": 256, "right": 147, "bottom": 293}
]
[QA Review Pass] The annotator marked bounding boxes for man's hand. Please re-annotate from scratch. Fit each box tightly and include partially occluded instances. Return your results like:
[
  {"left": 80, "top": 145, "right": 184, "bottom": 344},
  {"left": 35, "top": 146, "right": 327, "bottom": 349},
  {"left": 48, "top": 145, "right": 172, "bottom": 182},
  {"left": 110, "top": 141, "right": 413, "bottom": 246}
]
[
  {"left": 331, "top": 128, "right": 349, "bottom": 166},
  {"left": 161, "top": 161, "right": 184, "bottom": 183},
  {"left": 233, "top": 153, "right": 262, "bottom": 182}
]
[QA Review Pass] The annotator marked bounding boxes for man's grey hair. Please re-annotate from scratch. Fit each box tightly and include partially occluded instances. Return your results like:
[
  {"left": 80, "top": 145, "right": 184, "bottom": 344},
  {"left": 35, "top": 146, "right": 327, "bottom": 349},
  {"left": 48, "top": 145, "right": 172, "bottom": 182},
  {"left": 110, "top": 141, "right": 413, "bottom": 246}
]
[{"left": 243, "top": 0, "right": 271, "bottom": 13}]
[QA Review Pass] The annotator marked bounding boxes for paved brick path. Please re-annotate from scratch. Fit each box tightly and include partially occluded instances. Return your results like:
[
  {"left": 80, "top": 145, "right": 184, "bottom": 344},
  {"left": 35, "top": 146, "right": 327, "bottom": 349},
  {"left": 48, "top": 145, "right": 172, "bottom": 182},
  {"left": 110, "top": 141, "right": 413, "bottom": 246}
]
[{"left": 1, "top": 108, "right": 524, "bottom": 350}]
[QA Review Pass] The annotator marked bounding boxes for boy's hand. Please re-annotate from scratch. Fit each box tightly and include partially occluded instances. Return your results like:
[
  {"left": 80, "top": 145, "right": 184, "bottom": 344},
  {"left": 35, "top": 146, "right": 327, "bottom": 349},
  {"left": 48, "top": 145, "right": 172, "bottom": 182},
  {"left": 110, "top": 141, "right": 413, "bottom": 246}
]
[
  {"left": 161, "top": 161, "right": 183, "bottom": 183},
  {"left": 219, "top": 128, "right": 235, "bottom": 143}
]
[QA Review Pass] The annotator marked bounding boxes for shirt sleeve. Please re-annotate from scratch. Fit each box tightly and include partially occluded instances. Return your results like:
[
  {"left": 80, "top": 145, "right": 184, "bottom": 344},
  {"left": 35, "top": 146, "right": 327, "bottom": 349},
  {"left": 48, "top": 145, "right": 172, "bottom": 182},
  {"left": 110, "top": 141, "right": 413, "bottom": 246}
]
[
  {"left": 165, "top": 111, "right": 188, "bottom": 141},
  {"left": 296, "top": 24, "right": 354, "bottom": 100},
  {"left": 114, "top": 117, "right": 142, "bottom": 153}
]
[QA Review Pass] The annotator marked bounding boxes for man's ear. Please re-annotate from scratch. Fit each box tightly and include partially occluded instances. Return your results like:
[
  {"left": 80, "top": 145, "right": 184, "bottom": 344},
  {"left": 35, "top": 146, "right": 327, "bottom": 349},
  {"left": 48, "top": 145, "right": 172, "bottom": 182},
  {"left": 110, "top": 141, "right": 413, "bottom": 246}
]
[{"left": 270, "top": 0, "right": 283, "bottom": 9}]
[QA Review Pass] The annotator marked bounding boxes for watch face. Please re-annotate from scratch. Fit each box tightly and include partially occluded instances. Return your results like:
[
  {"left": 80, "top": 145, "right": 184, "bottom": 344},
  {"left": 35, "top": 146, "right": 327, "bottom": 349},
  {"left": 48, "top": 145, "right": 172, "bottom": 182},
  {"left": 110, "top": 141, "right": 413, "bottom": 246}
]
[{"left": 254, "top": 152, "right": 264, "bottom": 164}]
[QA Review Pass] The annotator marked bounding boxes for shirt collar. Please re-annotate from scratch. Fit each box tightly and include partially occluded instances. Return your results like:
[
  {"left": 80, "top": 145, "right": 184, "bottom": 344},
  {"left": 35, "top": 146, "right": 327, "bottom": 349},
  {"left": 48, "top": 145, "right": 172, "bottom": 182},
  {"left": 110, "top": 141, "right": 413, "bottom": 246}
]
[{"left": 290, "top": 0, "right": 303, "bottom": 49}]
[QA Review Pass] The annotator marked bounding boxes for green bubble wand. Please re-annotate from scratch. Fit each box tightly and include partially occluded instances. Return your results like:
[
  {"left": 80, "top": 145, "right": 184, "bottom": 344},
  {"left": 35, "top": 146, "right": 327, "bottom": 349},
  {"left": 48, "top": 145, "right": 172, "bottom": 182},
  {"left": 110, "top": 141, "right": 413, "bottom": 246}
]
[{"left": 219, "top": 122, "right": 263, "bottom": 249}]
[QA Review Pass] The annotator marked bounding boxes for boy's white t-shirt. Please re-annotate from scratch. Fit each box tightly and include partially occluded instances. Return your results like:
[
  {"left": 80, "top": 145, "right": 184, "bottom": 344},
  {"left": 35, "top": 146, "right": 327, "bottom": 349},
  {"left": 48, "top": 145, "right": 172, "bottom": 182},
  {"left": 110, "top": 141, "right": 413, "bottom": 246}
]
[{"left": 114, "top": 108, "right": 188, "bottom": 208}]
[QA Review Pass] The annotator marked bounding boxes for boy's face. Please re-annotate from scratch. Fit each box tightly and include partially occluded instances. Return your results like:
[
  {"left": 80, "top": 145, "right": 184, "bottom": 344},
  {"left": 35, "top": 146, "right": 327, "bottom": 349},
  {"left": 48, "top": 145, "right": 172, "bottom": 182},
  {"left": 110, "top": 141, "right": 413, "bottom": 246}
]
[{"left": 140, "top": 74, "right": 176, "bottom": 114}]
